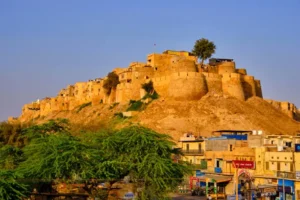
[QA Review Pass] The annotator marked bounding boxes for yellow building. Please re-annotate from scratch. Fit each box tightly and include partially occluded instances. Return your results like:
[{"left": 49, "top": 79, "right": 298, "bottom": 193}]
[
  {"left": 178, "top": 133, "right": 205, "bottom": 166},
  {"left": 253, "top": 135, "right": 300, "bottom": 200}
]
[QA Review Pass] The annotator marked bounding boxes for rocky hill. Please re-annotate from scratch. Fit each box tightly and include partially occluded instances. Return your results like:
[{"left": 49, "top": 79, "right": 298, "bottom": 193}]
[
  {"left": 19, "top": 92, "right": 300, "bottom": 141},
  {"left": 8, "top": 50, "right": 300, "bottom": 139}
]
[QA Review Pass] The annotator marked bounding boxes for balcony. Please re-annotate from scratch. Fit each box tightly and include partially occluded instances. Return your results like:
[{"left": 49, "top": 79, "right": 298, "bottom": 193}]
[
  {"left": 277, "top": 171, "right": 296, "bottom": 179},
  {"left": 181, "top": 149, "right": 204, "bottom": 155}
]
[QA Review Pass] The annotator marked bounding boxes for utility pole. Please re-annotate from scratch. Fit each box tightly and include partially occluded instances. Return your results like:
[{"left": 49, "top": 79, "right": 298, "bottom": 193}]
[
  {"left": 235, "top": 168, "right": 239, "bottom": 200},
  {"left": 282, "top": 175, "right": 285, "bottom": 200}
]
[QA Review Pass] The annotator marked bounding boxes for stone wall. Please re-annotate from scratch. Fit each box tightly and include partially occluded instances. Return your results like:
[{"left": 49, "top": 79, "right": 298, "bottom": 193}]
[
  {"left": 222, "top": 73, "right": 245, "bottom": 101},
  {"left": 168, "top": 72, "right": 207, "bottom": 100},
  {"left": 266, "top": 99, "right": 299, "bottom": 120},
  {"left": 217, "top": 61, "right": 236, "bottom": 75},
  {"left": 241, "top": 75, "right": 257, "bottom": 100},
  {"left": 203, "top": 72, "right": 223, "bottom": 93}
]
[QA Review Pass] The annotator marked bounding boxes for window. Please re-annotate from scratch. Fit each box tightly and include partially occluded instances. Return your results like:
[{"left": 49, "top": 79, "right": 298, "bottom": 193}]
[
  {"left": 198, "top": 143, "right": 202, "bottom": 151},
  {"left": 229, "top": 145, "right": 233, "bottom": 151},
  {"left": 186, "top": 144, "right": 189, "bottom": 152},
  {"left": 266, "top": 162, "right": 269, "bottom": 170},
  {"left": 258, "top": 161, "right": 261, "bottom": 165},
  {"left": 277, "top": 162, "right": 280, "bottom": 171}
]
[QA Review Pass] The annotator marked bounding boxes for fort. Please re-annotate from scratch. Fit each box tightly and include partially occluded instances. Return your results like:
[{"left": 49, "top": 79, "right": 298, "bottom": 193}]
[{"left": 15, "top": 50, "right": 299, "bottom": 122}]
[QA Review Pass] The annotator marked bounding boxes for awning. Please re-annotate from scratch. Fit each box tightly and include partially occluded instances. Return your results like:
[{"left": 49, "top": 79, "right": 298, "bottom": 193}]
[{"left": 198, "top": 174, "right": 232, "bottom": 183}]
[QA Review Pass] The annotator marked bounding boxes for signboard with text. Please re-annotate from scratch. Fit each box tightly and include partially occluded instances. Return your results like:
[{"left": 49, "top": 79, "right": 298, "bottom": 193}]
[{"left": 232, "top": 160, "right": 255, "bottom": 169}]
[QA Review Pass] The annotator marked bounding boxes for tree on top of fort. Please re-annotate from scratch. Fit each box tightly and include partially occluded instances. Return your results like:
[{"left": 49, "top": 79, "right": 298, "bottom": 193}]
[
  {"left": 192, "top": 38, "right": 216, "bottom": 66},
  {"left": 103, "top": 71, "right": 120, "bottom": 95}
]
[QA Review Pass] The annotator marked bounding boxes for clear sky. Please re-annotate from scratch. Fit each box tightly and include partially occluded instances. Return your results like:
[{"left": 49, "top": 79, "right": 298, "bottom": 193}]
[{"left": 0, "top": 0, "right": 300, "bottom": 121}]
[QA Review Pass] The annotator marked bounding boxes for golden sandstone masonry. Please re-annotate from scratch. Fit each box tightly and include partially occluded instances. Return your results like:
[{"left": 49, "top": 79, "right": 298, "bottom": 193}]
[{"left": 15, "top": 50, "right": 299, "bottom": 122}]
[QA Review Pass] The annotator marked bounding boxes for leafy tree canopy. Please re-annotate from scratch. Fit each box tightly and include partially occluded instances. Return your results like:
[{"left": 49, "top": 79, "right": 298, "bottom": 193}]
[
  {"left": 192, "top": 38, "right": 216, "bottom": 64},
  {"left": 0, "top": 120, "right": 190, "bottom": 199},
  {"left": 0, "top": 170, "right": 28, "bottom": 200},
  {"left": 16, "top": 133, "right": 104, "bottom": 181},
  {"left": 103, "top": 71, "right": 120, "bottom": 95},
  {"left": 142, "top": 80, "right": 154, "bottom": 94},
  {"left": 102, "top": 126, "right": 191, "bottom": 199},
  {"left": 20, "top": 118, "right": 69, "bottom": 144},
  {"left": 0, "top": 122, "right": 22, "bottom": 146},
  {"left": 0, "top": 145, "right": 23, "bottom": 170}
]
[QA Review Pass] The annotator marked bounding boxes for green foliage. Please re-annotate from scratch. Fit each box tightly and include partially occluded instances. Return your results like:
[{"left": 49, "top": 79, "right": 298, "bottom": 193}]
[
  {"left": 0, "top": 122, "right": 22, "bottom": 146},
  {"left": 0, "top": 145, "right": 23, "bottom": 170},
  {"left": 103, "top": 72, "right": 120, "bottom": 95},
  {"left": 114, "top": 112, "right": 123, "bottom": 118},
  {"left": 127, "top": 100, "right": 145, "bottom": 111},
  {"left": 142, "top": 91, "right": 159, "bottom": 100},
  {"left": 77, "top": 102, "right": 92, "bottom": 113},
  {"left": 192, "top": 38, "right": 216, "bottom": 64},
  {"left": 0, "top": 170, "right": 28, "bottom": 200},
  {"left": 20, "top": 118, "right": 70, "bottom": 143},
  {"left": 109, "top": 102, "right": 119, "bottom": 110},
  {"left": 102, "top": 126, "right": 191, "bottom": 199},
  {"left": 142, "top": 81, "right": 154, "bottom": 94},
  {"left": 16, "top": 133, "right": 104, "bottom": 181},
  {"left": 0, "top": 120, "right": 190, "bottom": 199}
]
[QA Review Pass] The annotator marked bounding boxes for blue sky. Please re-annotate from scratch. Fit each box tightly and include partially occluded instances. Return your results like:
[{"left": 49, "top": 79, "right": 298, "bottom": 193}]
[{"left": 0, "top": 0, "right": 300, "bottom": 121}]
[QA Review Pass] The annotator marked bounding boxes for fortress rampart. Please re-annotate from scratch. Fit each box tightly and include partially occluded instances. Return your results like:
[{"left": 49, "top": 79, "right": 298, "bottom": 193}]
[
  {"left": 266, "top": 99, "right": 300, "bottom": 120},
  {"left": 16, "top": 50, "right": 266, "bottom": 122}
]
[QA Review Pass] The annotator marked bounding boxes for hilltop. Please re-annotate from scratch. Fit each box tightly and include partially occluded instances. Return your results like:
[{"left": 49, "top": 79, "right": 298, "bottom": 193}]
[{"left": 8, "top": 50, "right": 300, "bottom": 138}]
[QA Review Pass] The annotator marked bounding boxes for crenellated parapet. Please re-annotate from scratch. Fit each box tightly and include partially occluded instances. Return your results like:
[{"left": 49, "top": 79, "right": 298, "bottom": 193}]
[{"left": 17, "top": 50, "right": 265, "bottom": 122}]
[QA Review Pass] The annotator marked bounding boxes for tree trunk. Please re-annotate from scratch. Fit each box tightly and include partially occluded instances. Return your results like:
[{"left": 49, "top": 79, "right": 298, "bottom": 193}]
[{"left": 200, "top": 59, "right": 204, "bottom": 69}]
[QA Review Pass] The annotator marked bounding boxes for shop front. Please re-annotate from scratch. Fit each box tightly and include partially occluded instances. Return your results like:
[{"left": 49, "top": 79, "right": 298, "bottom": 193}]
[
  {"left": 250, "top": 185, "right": 278, "bottom": 200},
  {"left": 278, "top": 179, "right": 295, "bottom": 200}
]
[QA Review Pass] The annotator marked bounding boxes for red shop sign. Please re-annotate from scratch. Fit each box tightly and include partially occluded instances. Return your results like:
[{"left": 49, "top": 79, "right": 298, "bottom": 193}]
[{"left": 232, "top": 160, "right": 255, "bottom": 169}]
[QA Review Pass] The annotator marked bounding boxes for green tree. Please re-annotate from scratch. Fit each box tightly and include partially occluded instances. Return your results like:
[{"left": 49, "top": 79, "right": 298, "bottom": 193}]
[
  {"left": 102, "top": 125, "right": 191, "bottom": 199},
  {"left": 192, "top": 38, "right": 216, "bottom": 66},
  {"left": 17, "top": 134, "right": 103, "bottom": 181},
  {"left": 0, "top": 122, "right": 22, "bottom": 146},
  {"left": 103, "top": 71, "right": 120, "bottom": 95},
  {"left": 0, "top": 170, "right": 28, "bottom": 200},
  {"left": 0, "top": 145, "right": 23, "bottom": 170},
  {"left": 141, "top": 80, "right": 154, "bottom": 94},
  {"left": 16, "top": 131, "right": 127, "bottom": 197}
]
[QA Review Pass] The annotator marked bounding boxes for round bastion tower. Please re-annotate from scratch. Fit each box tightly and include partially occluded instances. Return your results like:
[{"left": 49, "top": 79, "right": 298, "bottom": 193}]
[
  {"left": 168, "top": 72, "right": 208, "bottom": 101},
  {"left": 211, "top": 58, "right": 245, "bottom": 101}
]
